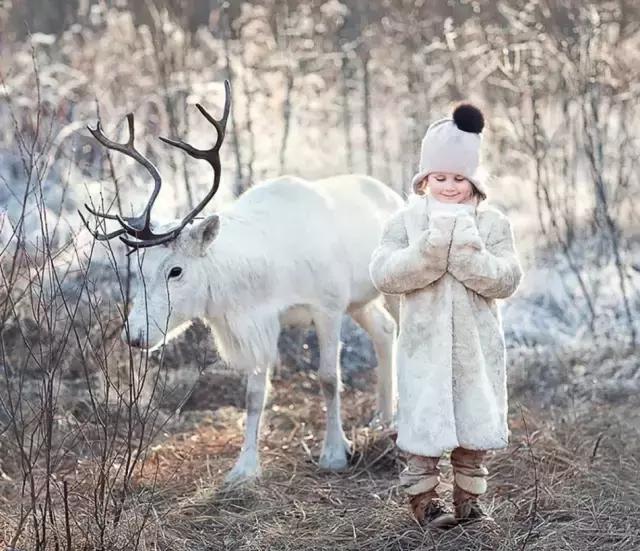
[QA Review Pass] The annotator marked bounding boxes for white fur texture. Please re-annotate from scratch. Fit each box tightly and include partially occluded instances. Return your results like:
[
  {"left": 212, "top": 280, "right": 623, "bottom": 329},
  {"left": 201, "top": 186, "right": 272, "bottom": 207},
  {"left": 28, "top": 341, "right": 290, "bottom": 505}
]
[
  {"left": 369, "top": 196, "right": 522, "bottom": 457},
  {"left": 123, "top": 174, "right": 403, "bottom": 480}
]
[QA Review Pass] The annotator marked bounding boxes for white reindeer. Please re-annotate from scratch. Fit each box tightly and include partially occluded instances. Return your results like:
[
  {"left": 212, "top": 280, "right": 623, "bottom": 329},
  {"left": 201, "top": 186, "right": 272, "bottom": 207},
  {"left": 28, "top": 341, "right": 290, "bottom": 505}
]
[{"left": 81, "top": 82, "right": 403, "bottom": 483}]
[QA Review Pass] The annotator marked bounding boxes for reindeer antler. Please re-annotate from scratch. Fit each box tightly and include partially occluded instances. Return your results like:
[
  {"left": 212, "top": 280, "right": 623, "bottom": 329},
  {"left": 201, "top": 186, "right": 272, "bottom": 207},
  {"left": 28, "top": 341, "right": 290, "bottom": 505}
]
[
  {"left": 82, "top": 80, "right": 231, "bottom": 252},
  {"left": 82, "top": 113, "right": 163, "bottom": 241},
  {"left": 152, "top": 80, "right": 231, "bottom": 246}
]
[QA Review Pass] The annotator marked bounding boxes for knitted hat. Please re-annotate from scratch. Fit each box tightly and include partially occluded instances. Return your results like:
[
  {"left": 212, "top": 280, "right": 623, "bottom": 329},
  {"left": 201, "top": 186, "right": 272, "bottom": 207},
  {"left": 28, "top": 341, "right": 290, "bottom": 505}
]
[{"left": 411, "top": 103, "right": 488, "bottom": 200}]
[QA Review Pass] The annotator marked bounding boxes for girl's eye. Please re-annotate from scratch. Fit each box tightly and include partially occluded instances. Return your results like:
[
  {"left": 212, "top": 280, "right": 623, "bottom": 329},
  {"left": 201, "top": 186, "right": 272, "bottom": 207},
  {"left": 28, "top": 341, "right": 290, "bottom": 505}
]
[
  {"left": 435, "top": 176, "right": 446, "bottom": 181},
  {"left": 168, "top": 267, "right": 183, "bottom": 279},
  {"left": 455, "top": 176, "right": 465, "bottom": 182}
]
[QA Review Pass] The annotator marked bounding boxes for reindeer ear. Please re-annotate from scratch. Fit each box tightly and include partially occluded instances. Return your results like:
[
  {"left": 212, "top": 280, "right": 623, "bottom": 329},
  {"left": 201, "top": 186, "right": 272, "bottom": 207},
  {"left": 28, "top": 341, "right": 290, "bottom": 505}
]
[{"left": 188, "top": 214, "right": 219, "bottom": 255}]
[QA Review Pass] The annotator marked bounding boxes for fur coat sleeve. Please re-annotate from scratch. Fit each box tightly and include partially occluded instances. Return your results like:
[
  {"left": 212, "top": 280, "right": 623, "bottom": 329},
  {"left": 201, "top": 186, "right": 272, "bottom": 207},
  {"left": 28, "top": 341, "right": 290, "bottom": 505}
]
[
  {"left": 447, "top": 213, "right": 522, "bottom": 299},
  {"left": 369, "top": 209, "right": 455, "bottom": 295}
]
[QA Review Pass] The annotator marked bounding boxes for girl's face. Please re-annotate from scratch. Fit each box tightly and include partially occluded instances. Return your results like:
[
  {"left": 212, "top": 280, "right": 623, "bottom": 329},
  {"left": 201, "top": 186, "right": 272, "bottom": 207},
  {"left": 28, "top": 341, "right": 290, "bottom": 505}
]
[{"left": 419, "top": 172, "right": 475, "bottom": 203}]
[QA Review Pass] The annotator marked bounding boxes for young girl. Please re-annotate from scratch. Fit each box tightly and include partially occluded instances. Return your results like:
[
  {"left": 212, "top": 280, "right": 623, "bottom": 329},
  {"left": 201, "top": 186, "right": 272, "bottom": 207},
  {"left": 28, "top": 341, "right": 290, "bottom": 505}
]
[{"left": 369, "top": 104, "right": 523, "bottom": 528}]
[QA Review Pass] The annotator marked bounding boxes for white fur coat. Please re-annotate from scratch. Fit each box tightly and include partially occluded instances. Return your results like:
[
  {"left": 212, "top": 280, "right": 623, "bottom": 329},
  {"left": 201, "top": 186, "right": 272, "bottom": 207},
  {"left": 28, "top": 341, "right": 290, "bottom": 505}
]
[{"left": 369, "top": 196, "right": 523, "bottom": 457}]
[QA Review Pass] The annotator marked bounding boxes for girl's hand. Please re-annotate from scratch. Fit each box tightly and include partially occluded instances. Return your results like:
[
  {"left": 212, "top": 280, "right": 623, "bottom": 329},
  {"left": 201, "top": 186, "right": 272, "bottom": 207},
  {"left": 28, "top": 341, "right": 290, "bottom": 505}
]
[
  {"left": 451, "top": 215, "right": 484, "bottom": 251},
  {"left": 419, "top": 215, "right": 456, "bottom": 253}
]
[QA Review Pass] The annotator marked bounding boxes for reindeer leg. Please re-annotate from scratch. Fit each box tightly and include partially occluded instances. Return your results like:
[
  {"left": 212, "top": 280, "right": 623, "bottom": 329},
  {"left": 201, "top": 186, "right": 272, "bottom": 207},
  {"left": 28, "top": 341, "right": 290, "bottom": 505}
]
[
  {"left": 351, "top": 300, "right": 397, "bottom": 427},
  {"left": 225, "top": 365, "right": 271, "bottom": 484},
  {"left": 313, "top": 310, "right": 351, "bottom": 470}
]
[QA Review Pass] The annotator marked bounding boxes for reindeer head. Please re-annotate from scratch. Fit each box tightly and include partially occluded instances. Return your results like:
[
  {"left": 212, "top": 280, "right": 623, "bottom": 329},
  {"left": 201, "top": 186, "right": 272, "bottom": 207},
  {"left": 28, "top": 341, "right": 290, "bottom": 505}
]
[{"left": 82, "top": 81, "right": 230, "bottom": 348}]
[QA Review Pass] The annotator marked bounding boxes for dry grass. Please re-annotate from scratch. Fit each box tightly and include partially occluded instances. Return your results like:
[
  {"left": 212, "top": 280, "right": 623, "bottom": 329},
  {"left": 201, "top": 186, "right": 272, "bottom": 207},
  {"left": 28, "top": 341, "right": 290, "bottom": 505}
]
[
  {"left": 1, "top": 346, "right": 639, "bottom": 550},
  {"left": 115, "top": 366, "right": 640, "bottom": 551}
]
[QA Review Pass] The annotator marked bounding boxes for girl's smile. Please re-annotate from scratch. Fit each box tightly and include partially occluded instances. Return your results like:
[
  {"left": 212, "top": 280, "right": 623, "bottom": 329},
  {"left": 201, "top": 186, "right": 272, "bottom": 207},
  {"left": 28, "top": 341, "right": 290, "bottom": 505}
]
[{"left": 418, "top": 172, "right": 476, "bottom": 203}]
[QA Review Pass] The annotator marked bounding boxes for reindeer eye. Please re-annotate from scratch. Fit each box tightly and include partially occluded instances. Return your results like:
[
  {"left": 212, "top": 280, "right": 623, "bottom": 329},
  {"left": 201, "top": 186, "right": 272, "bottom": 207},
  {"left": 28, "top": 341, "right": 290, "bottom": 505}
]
[{"left": 168, "top": 267, "right": 183, "bottom": 279}]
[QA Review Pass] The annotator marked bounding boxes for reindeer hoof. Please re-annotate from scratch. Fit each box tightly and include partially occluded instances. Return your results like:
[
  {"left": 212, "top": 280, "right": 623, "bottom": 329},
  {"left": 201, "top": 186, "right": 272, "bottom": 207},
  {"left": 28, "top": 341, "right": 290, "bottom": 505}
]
[
  {"left": 368, "top": 410, "right": 395, "bottom": 430},
  {"left": 224, "top": 456, "right": 262, "bottom": 486},
  {"left": 319, "top": 438, "right": 352, "bottom": 471},
  {"left": 368, "top": 411, "right": 398, "bottom": 442}
]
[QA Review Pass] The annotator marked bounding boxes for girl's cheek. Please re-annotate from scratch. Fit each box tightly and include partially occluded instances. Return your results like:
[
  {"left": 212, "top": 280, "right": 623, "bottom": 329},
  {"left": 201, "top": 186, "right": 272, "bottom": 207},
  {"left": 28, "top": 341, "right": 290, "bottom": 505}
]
[{"left": 460, "top": 182, "right": 472, "bottom": 196}]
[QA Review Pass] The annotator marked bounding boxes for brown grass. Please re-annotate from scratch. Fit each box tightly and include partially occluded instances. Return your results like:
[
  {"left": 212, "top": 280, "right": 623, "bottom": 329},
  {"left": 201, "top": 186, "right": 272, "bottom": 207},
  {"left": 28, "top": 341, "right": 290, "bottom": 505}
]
[{"left": 115, "top": 367, "right": 640, "bottom": 551}]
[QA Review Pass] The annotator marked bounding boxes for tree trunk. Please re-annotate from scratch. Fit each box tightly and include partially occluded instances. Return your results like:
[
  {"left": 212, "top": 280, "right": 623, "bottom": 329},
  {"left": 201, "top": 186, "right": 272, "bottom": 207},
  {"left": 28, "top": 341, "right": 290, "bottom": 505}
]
[
  {"left": 221, "top": 6, "right": 245, "bottom": 196},
  {"left": 279, "top": 68, "right": 294, "bottom": 174},
  {"left": 362, "top": 51, "right": 373, "bottom": 176},
  {"left": 341, "top": 52, "right": 354, "bottom": 172}
]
